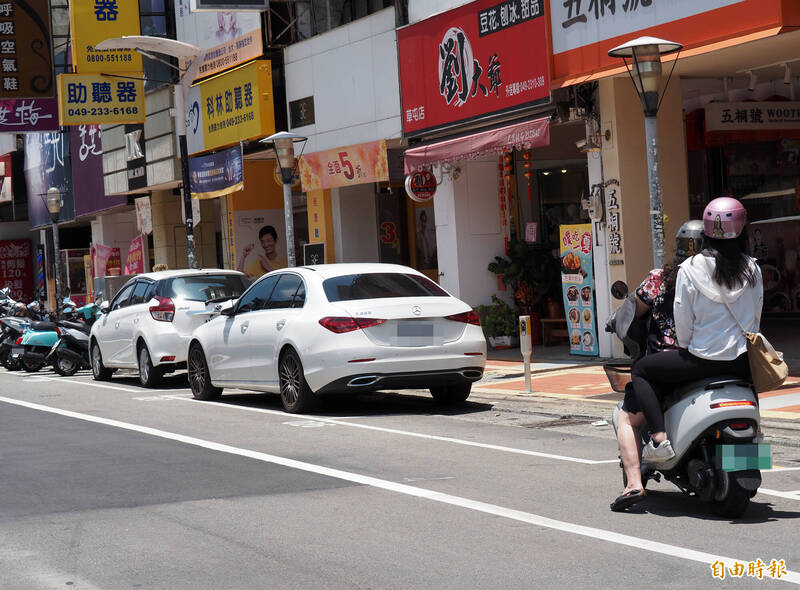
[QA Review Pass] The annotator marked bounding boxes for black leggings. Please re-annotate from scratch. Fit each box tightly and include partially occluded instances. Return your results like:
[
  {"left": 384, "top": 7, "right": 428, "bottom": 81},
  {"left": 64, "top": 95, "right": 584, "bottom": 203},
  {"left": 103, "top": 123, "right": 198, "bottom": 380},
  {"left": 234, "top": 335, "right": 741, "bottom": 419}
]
[{"left": 631, "top": 348, "right": 749, "bottom": 433}]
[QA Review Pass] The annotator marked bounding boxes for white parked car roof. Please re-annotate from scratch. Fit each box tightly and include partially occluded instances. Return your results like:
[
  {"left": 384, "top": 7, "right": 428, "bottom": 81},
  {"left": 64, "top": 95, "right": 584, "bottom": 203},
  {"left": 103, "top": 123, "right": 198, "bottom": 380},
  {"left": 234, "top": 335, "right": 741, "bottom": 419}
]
[{"left": 124, "top": 268, "right": 245, "bottom": 282}]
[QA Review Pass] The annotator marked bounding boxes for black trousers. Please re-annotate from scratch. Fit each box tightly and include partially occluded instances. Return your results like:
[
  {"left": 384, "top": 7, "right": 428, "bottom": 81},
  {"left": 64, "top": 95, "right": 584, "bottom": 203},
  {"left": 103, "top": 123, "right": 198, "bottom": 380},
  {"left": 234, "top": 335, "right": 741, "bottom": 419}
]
[{"left": 631, "top": 348, "right": 749, "bottom": 433}]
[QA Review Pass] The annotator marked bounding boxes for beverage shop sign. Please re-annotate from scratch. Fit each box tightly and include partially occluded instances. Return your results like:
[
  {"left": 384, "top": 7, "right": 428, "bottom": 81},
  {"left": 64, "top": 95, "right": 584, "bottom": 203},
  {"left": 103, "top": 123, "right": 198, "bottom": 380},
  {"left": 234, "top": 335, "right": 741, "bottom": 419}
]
[
  {"left": 398, "top": 0, "right": 549, "bottom": 136},
  {"left": 0, "top": 0, "right": 54, "bottom": 99}
]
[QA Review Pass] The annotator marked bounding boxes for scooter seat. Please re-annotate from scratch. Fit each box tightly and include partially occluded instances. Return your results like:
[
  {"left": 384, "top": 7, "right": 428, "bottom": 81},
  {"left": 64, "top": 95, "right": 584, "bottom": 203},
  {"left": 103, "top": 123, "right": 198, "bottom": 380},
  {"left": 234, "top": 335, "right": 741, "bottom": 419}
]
[
  {"left": 59, "top": 320, "right": 91, "bottom": 334},
  {"left": 31, "top": 321, "right": 58, "bottom": 332}
]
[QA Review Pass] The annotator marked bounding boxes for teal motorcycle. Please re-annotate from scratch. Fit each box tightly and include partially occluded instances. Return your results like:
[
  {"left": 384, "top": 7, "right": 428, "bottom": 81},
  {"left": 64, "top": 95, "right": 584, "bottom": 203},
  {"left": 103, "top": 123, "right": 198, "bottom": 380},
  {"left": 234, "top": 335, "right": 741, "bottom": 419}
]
[{"left": 16, "top": 299, "right": 77, "bottom": 373}]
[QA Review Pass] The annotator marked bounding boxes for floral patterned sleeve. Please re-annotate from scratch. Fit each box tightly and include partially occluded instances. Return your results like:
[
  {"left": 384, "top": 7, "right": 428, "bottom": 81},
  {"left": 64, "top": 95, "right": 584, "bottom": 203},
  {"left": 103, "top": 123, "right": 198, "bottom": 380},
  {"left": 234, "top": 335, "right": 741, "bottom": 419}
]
[{"left": 635, "top": 268, "right": 663, "bottom": 308}]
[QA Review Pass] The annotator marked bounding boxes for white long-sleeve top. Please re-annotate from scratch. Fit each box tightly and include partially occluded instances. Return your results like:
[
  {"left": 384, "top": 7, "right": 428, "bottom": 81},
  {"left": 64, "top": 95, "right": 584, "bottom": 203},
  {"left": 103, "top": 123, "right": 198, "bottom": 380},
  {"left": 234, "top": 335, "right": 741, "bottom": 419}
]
[{"left": 673, "top": 254, "right": 763, "bottom": 360}]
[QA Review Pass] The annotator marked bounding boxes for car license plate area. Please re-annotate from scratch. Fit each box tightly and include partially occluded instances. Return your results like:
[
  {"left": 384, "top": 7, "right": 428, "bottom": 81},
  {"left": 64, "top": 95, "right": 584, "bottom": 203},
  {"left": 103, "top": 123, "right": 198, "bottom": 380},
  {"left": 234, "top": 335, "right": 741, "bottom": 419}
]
[
  {"left": 391, "top": 320, "right": 440, "bottom": 347},
  {"left": 717, "top": 443, "right": 771, "bottom": 471}
]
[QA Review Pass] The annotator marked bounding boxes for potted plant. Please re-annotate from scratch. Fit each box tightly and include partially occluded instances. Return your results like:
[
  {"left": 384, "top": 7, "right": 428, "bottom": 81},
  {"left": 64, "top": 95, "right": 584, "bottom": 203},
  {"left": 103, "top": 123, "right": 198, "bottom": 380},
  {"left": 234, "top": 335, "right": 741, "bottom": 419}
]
[{"left": 476, "top": 295, "right": 519, "bottom": 349}]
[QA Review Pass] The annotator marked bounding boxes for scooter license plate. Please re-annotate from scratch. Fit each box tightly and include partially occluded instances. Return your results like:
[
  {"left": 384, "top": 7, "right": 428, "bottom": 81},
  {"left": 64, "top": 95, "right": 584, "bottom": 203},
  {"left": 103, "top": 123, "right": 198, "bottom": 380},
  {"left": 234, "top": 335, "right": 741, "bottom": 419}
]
[
  {"left": 48, "top": 339, "right": 62, "bottom": 357},
  {"left": 717, "top": 443, "right": 772, "bottom": 471},
  {"left": 11, "top": 346, "right": 23, "bottom": 357}
]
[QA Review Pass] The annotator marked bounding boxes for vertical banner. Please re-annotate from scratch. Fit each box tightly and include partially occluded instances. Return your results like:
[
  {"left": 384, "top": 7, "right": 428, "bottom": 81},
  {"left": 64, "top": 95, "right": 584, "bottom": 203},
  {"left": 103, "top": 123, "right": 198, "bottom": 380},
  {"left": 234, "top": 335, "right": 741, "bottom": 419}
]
[
  {"left": 135, "top": 196, "right": 153, "bottom": 234},
  {"left": 124, "top": 235, "right": 144, "bottom": 275},
  {"left": 0, "top": 0, "right": 54, "bottom": 99},
  {"left": 559, "top": 224, "right": 598, "bottom": 356},
  {"left": 84, "top": 254, "right": 94, "bottom": 301}
]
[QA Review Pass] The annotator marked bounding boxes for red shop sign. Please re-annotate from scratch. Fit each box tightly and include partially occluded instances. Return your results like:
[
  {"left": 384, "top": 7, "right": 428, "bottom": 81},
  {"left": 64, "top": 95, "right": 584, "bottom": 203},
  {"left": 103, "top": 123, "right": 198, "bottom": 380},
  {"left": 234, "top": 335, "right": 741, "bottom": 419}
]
[
  {"left": 0, "top": 239, "right": 34, "bottom": 303},
  {"left": 398, "top": 0, "right": 549, "bottom": 136},
  {"left": 405, "top": 170, "right": 437, "bottom": 202}
]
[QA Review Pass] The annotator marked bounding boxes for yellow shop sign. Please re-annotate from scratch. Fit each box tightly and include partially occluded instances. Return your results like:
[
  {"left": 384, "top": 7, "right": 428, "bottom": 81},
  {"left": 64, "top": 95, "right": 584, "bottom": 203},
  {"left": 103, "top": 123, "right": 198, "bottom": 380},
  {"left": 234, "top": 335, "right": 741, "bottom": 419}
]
[
  {"left": 70, "top": 0, "right": 142, "bottom": 73},
  {"left": 186, "top": 60, "right": 275, "bottom": 155},
  {"left": 57, "top": 74, "right": 145, "bottom": 125}
]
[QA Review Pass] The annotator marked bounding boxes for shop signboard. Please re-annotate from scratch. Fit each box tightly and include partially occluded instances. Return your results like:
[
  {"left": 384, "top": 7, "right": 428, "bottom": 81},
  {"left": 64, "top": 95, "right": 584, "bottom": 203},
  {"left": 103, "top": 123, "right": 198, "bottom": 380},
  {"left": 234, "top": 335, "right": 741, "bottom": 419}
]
[
  {"left": 405, "top": 170, "right": 437, "bottom": 203},
  {"left": 124, "top": 235, "right": 144, "bottom": 275},
  {"left": 192, "top": 0, "right": 269, "bottom": 9},
  {"left": 559, "top": 223, "right": 598, "bottom": 356},
  {"left": 0, "top": 98, "right": 58, "bottom": 132},
  {"left": 23, "top": 132, "right": 75, "bottom": 228},
  {"left": 0, "top": 0, "right": 54, "bottom": 99},
  {"left": 70, "top": 0, "right": 142, "bottom": 74},
  {"left": 57, "top": 74, "right": 146, "bottom": 126},
  {"left": 549, "top": 0, "right": 797, "bottom": 84},
  {"left": 303, "top": 242, "right": 325, "bottom": 266},
  {"left": 705, "top": 102, "right": 800, "bottom": 132},
  {"left": 189, "top": 144, "right": 244, "bottom": 199},
  {"left": 185, "top": 60, "right": 275, "bottom": 154},
  {"left": 298, "top": 140, "right": 389, "bottom": 192},
  {"left": 175, "top": 0, "right": 263, "bottom": 80},
  {"left": 397, "top": 0, "right": 549, "bottom": 136},
  {"left": 70, "top": 124, "right": 126, "bottom": 217},
  {"left": 135, "top": 196, "right": 152, "bottom": 234},
  {"left": 0, "top": 238, "right": 33, "bottom": 302}
]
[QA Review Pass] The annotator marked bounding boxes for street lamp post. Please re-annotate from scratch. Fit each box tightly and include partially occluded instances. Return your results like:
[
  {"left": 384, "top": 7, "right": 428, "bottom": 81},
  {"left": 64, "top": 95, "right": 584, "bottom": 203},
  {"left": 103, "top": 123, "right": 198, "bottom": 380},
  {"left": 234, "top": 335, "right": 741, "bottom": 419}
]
[
  {"left": 46, "top": 187, "right": 62, "bottom": 319},
  {"left": 608, "top": 36, "right": 682, "bottom": 269},
  {"left": 259, "top": 132, "right": 307, "bottom": 267},
  {"left": 96, "top": 36, "right": 202, "bottom": 269}
]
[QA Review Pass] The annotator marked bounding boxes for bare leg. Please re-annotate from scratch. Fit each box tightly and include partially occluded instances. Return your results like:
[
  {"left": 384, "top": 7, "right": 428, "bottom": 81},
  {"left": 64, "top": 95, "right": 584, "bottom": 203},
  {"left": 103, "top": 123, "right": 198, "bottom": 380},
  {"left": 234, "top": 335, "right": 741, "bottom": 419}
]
[{"left": 617, "top": 409, "right": 646, "bottom": 493}]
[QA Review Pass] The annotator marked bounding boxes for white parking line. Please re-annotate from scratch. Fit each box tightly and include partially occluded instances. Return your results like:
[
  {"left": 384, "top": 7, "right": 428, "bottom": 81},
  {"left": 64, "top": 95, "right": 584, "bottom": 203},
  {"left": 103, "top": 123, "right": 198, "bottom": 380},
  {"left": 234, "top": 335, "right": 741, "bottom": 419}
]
[
  {"left": 759, "top": 488, "right": 800, "bottom": 501},
  {"left": 1, "top": 395, "right": 797, "bottom": 584},
  {"left": 168, "top": 395, "right": 618, "bottom": 465}
]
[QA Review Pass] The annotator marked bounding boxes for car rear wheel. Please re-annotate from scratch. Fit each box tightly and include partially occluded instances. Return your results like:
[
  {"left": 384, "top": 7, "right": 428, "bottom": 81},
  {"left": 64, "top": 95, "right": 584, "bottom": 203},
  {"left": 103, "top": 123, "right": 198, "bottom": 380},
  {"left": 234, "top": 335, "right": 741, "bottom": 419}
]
[
  {"left": 188, "top": 344, "right": 222, "bottom": 401},
  {"left": 430, "top": 383, "right": 471, "bottom": 404},
  {"left": 91, "top": 342, "right": 112, "bottom": 381},
  {"left": 138, "top": 344, "right": 163, "bottom": 388},
  {"left": 278, "top": 349, "right": 314, "bottom": 414}
]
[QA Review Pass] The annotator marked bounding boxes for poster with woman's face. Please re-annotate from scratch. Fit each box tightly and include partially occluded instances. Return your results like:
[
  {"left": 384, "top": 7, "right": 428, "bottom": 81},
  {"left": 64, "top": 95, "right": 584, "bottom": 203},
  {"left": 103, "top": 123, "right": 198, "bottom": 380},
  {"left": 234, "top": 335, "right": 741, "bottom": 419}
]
[
  {"left": 234, "top": 210, "right": 288, "bottom": 279},
  {"left": 415, "top": 206, "right": 438, "bottom": 270}
]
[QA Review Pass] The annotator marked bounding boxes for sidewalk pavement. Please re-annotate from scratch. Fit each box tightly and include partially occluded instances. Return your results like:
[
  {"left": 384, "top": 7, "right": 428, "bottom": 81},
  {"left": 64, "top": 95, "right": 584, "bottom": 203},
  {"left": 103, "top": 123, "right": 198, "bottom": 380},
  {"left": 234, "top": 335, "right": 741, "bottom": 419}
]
[{"left": 473, "top": 347, "right": 800, "bottom": 432}]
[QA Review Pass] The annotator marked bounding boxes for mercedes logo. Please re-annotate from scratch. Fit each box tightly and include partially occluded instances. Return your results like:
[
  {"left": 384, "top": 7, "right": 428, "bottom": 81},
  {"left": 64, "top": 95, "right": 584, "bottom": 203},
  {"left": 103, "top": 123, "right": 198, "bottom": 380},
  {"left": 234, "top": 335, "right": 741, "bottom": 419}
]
[{"left": 412, "top": 305, "right": 422, "bottom": 316}]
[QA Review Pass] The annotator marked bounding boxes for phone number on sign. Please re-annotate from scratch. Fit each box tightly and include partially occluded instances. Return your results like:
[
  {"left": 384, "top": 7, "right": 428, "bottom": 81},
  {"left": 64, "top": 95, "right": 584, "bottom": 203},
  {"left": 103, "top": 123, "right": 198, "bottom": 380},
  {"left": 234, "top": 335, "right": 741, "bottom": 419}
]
[
  {"left": 67, "top": 106, "right": 140, "bottom": 117},
  {"left": 86, "top": 53, "right": 134, "bottom": 63}
]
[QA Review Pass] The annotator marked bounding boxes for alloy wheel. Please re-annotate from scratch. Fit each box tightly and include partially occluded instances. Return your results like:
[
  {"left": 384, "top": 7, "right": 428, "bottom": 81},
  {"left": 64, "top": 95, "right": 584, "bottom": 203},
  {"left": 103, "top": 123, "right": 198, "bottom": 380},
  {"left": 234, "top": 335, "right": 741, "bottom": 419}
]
[
  {"left": 188, "top": 347, "right": 205, "bottom": 394},
  {"left": 92, "top": 346, "right": 101, "bottom": 376},
  {"left": 280, "top": 354, "right": 301, "bottom": 407},
  {"left": 139, "top": 347, "right": 150, "bottom": 383}
]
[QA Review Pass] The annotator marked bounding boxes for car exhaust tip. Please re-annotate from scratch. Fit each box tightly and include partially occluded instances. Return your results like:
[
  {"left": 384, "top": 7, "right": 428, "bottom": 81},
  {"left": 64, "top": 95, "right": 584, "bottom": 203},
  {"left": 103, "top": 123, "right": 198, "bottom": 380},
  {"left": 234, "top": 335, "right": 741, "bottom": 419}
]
[
  {"left": 347, "top": 376, "right": 380, "bottom": 388},
  {"left": 460, "top": 369, "right": 483, "bottom": 380}
]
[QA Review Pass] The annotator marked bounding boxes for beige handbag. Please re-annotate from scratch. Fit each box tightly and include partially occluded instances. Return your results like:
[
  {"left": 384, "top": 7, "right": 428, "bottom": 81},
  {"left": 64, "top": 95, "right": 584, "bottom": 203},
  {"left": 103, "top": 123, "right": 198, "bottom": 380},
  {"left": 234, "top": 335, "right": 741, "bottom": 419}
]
[{"left": 701, "top": 257, "right": 789, "bottom": 393}]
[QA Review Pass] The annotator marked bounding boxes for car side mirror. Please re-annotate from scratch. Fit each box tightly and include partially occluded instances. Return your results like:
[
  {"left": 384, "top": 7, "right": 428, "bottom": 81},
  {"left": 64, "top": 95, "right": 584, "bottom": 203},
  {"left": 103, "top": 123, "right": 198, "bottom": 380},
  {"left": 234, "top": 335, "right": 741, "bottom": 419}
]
[
  {"left": 100, "top": 300, "right": 110, "bottom": 313},
  {"left": 220, "top": 305, "right": 236, "bottom": 316}
]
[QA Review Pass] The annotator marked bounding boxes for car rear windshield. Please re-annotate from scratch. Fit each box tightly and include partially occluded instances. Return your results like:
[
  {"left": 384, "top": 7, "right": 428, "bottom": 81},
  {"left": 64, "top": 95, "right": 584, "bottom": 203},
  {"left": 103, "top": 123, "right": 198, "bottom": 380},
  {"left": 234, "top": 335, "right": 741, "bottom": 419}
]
[
  {"left": 161, "top": 274, "right": 248, "bottom": 303},
  {"left": 323, "top": 273, "right": 448, "bottom": 302}
]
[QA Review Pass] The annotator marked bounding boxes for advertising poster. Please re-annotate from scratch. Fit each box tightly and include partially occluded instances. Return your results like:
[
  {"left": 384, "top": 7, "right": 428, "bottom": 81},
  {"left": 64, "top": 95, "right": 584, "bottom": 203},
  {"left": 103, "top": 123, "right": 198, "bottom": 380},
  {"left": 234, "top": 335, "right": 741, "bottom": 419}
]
[
  {"left": 92, "top": 244, "right": 121, "bottom": 278},
  {"left": 70, "top": 124, "right": 126, "bottom": 216},
  {"left": 135, "top": 196, "right": 153, "bottom": 234},
  {"left": 299, "top": 140, "right": 389, "bottom": 192},
  {"left": 189, "top": 144, "right": 244, "bottom": 199},
  {"left": 23, "top": 132, "right": 74, "bottom": 228},
  {"left": 232, "top": 209, "right": 287, "bottom": 279},
  {"left": 559, "top": 224, "right": 598, "bottom": 356},
  {"left": 124, "top": 236, "right": 145, "bottom": 275},
  {"left": 0, "top": 239, "right": 34, "bottom": 302}
]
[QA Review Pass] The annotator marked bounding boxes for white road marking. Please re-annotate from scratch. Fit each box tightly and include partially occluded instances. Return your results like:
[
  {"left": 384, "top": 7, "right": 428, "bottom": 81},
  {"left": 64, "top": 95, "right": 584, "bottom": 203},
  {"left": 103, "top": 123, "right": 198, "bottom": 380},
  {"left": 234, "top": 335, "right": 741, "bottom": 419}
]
[
  {"left": 763, "top": 466, "right": 800, "bottom": 473},
  {"left": 759, "top": 488, "right": 800, "bottom": 501},
  {"left": 169, "top": 395, "right": 618, "bottom": 465},
  {"left": 1, "top": 394, "right": 798, "bottom": 585}
]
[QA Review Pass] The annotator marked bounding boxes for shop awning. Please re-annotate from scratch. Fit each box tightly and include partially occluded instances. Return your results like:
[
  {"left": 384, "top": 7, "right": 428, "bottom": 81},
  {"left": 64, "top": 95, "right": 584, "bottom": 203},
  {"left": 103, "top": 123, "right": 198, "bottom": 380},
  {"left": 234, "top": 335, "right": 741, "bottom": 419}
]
[{"left": 404, "top": 117, "right": 550, "bottom": 174}]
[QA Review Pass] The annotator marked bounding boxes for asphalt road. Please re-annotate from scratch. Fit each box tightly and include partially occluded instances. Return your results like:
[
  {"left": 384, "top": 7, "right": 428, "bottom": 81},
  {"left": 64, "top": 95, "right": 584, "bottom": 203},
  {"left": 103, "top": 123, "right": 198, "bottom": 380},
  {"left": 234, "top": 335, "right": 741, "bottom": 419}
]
[{"left": 1, "top": 368, "right": 799, "bottom": 589}]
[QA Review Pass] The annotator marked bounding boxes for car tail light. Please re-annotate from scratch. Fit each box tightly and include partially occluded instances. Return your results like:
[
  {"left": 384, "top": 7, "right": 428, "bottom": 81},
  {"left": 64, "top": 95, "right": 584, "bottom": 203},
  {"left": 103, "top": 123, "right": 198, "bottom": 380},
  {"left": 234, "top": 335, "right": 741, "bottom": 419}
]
[
  {"left": 710, "top": 401, "right": 756, "bottom": 409},
  {"left": 445, "top": 310, "right": 481, "bottom": 326},
  {"left": 318, "top": 316, "right": 386, "bottom": 333},
  {"left": 150, "top": 296, "right": 175, "bottom": 322}
]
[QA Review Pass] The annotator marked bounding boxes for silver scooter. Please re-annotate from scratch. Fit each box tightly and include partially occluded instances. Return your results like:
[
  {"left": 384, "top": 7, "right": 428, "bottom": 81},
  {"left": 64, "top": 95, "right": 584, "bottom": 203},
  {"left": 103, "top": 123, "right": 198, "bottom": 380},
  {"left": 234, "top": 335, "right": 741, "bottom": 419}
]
[{"left": 606, "top": 281, "right": 768, "bottom": 517}]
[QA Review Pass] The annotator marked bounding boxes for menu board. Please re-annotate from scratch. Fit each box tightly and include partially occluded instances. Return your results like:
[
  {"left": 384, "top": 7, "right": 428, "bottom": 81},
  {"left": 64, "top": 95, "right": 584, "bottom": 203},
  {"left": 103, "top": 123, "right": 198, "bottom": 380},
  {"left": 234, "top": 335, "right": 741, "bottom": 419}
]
[{"left": 559, "top": 224, "right": 598, "bottom": 356}]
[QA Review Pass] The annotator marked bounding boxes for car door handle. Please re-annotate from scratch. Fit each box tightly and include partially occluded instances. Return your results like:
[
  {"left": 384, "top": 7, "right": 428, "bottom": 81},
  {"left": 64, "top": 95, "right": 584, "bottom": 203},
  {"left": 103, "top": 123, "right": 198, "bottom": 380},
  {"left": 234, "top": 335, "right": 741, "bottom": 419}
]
[
  {"left": 115, "top": 321, "right": 120, "bottom": 329},
  {"left": 241, "top": 321, "right": 249, "bottom": 333},
  {"left": 276, "top": 319, "right": 286, "bottom": 330},
  {"left": 133, "top": 317, "right": 139, "bottom": 324}
]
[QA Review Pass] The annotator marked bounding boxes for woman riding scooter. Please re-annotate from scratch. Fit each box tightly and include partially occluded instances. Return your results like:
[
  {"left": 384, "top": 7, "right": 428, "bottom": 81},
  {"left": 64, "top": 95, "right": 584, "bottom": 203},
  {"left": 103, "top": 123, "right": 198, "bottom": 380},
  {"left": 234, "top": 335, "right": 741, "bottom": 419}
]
[
  {"left": 630, "top": 197, "right": 762, "bottom": 480},
  {"left": 610, "top": 220, "right": 705, "bottom": 511}
]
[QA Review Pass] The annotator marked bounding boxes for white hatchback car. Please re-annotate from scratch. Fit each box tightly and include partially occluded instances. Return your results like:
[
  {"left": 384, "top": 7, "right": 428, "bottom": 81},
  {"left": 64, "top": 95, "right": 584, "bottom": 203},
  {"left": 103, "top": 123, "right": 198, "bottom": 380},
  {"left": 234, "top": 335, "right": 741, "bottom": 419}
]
[
  {"left": 90, "top": 269, "right": 250, "bottom": 387},
  {"left": 187, "top": 263, "right": 487, "bottom": 413}
]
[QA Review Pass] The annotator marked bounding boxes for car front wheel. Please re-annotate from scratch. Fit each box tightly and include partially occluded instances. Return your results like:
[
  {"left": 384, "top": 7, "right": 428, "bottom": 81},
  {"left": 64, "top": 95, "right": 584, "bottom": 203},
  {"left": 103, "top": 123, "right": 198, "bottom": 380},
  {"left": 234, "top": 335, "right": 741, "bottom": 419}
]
[
  {"left": 278, "top": 349, "right": 315, "bottom": 414},
  {"left": 188, "top": 344, "right": 222, "bottom": 401},
  {"left": 429, "top": 383, "right": 472, "bottom": 404}
]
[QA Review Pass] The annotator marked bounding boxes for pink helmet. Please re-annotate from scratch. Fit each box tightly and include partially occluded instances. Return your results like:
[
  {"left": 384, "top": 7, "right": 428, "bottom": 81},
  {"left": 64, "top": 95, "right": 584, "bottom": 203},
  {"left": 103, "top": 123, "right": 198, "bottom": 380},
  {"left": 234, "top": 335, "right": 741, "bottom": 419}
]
[{"left": 703, "top": 197, "right": 746, "bottom": 239}]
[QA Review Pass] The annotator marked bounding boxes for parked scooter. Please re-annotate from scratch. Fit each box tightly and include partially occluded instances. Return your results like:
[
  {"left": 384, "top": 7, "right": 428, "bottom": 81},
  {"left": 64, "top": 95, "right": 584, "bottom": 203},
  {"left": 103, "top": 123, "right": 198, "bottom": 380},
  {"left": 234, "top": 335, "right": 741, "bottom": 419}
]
[
  {"left": 15, "top": 299, "right": 74, "bottom": 373},
  {"left": 606, "top": 281, "right": 768, "bottom": 517},
  {"left": 48, "top": 300, "right": 100, "bottom": 376},
  {"left": 0, "top": 297, "right": 29, "bottom": 371}
]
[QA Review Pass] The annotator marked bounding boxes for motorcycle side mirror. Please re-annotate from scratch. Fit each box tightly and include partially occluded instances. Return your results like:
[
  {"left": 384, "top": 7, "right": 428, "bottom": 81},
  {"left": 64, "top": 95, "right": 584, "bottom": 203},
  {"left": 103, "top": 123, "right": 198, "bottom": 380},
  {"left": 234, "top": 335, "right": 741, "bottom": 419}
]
[{"left": 610, "top": 280, "right": 629, "bottom": 300}]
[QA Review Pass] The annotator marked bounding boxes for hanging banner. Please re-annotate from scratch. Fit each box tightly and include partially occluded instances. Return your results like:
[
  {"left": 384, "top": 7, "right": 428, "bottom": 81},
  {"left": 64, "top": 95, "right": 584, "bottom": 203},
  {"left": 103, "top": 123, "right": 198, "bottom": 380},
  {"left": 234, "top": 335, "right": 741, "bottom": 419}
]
[
  {"left": 0, "top": 239, "right": 34, "bottom": 302},
  {"left": 189, "top": 144, "right": 244, "bottom": 199},
  {"left": 135, "top": 196, "right": 152, "bottom": 234},
  {"left": 299, "top": 140, "right": 389, "bottom": 192},
  {"left": 397, "top": 0, "right": 549, "bottom": 136},
  {"left": 57, "top": 74, "right": 145, "bottom": 125},
  {"left": 174, "top": 0, "right": 263, "bottom": 80},
  {"left": 185, "top": 60, "right": 275, "bottom": 154},
  {"left": 70, "top": 124, "right": 126, "bottom": 216},
  {"left": 70, "top": 0, "right": 142, "bottom": 74},
  {"left": 124, "top": 235, "right": 144, "bottom": 275},
  {"left": 84, "top": 254, "right": 94, "bottom": 301},
  {"left": 559, "top": 224, "right": 598, "bottom": 357},
  {"left": 0, "top": 98, "right": 59, "bottom": 132},
  {"left": 0, "top": 0, "right": 54, "bottom": 99}
]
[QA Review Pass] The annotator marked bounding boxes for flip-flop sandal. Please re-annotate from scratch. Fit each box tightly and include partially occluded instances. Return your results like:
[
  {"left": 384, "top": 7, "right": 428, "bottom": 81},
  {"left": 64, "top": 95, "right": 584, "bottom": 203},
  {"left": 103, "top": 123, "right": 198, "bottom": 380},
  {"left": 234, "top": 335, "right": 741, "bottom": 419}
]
[{"left": 610, "top": 489, "right": 646, "bottom": 512}]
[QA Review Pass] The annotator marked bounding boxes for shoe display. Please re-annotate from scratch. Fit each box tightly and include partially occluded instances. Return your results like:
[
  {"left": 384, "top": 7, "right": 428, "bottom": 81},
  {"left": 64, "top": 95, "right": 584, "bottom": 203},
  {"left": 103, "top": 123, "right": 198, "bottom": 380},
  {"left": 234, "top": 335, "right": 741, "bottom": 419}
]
[{"left": 642, "top": 439, "right": 675, "bottom": 463}]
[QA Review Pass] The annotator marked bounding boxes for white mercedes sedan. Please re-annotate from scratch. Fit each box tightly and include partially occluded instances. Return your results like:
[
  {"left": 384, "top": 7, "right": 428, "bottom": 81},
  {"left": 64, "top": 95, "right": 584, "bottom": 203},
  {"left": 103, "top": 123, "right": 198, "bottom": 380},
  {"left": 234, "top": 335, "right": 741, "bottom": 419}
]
[{"left": 186, "top": 263, "right": 487, "bottom": 413}]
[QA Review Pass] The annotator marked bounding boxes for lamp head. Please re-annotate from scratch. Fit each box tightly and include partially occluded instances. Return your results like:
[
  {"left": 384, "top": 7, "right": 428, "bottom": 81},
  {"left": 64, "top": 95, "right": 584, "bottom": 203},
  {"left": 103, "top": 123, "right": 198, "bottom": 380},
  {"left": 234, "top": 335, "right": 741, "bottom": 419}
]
[
  {"left": 260, "top": 131, "right": 308, "bottom": 185},
  {"left": 46, "top": 187, "right": 62, "bottom": 219}
]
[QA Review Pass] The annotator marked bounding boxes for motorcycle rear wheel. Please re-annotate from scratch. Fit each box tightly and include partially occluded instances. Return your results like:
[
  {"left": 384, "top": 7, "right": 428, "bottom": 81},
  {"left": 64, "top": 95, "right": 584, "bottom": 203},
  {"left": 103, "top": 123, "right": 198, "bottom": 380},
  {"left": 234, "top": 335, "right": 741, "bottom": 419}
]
[
  {"left": 22, "top": 357, "right": 44, "bottom": 372},
  {"left": 712, "top": 472, "right": 750, "bottom": 518},
  {"left": 54, "top": 353, "right": 80, "bottom": 377}
]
